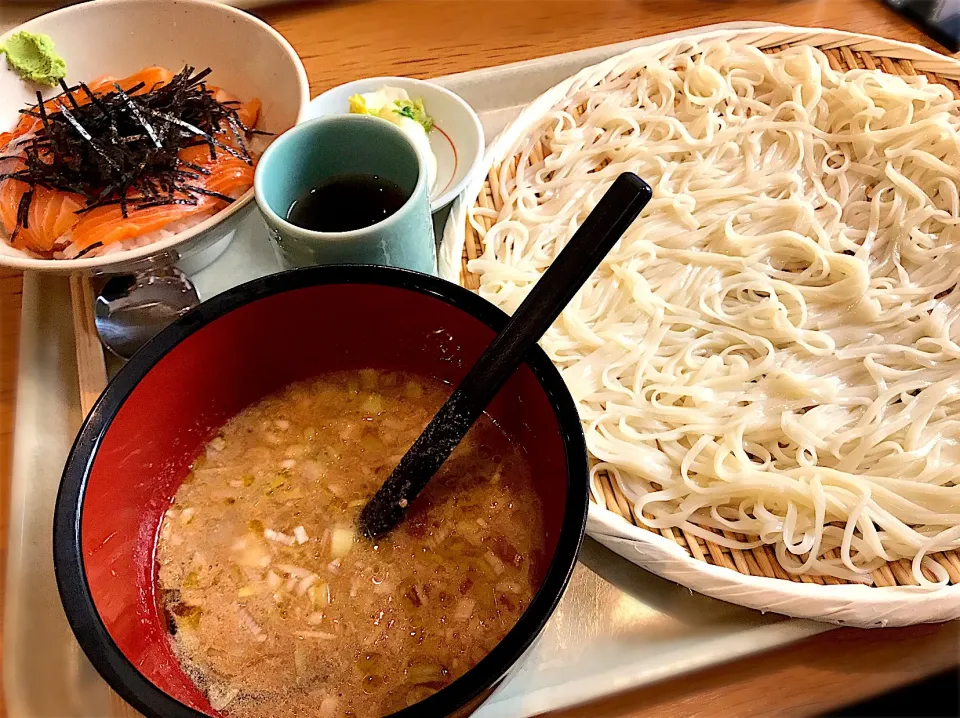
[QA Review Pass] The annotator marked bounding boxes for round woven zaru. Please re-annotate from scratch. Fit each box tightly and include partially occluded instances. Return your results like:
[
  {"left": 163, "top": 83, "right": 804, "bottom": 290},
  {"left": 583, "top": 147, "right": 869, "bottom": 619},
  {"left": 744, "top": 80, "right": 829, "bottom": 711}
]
[{"left": 456, "top": 26, "right": 960, "bottom": 597}]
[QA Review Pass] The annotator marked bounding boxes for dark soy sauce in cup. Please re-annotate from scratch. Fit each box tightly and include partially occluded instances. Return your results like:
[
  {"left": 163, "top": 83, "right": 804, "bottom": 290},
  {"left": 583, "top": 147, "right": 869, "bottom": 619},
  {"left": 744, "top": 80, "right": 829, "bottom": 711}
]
[{"left": 286, "top": 174, "right": 409, "bottom": 232}]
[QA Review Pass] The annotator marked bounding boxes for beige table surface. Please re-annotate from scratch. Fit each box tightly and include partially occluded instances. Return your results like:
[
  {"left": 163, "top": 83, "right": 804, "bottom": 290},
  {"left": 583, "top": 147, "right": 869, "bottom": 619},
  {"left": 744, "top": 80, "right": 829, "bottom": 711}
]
[{"left": 1, "top": 1, "right": 958, "bottom": 717}]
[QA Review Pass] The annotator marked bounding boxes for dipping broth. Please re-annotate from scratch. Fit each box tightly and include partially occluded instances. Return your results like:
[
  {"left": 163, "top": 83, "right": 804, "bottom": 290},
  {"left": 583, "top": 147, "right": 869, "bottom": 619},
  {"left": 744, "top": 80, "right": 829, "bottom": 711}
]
[
  {"left": 285, "top": 174, "right": 408, "bottom": 232},
  {"left": 156, "top": 370, "right": 545, "bottom": 717}
]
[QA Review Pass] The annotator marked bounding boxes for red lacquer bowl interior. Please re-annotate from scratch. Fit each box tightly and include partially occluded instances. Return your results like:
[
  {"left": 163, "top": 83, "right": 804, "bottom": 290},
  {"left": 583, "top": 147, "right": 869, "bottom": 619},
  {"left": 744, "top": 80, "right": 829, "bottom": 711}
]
[{"left": 56, "top": 267, "right": 587, "bottom": 718}]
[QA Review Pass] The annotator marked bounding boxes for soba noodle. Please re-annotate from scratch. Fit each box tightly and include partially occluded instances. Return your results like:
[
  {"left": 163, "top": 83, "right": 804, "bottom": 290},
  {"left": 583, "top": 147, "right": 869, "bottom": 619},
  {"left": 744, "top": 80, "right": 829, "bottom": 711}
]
[{"left": 467, "top": 40, "right": 960, "bottom": 587}]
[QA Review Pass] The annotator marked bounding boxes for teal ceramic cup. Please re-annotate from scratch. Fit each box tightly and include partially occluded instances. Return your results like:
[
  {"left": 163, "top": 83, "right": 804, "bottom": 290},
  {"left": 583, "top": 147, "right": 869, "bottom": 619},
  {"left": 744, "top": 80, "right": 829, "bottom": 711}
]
[{"left": 254, "top": 115, "right": 436, "bottom": 274}]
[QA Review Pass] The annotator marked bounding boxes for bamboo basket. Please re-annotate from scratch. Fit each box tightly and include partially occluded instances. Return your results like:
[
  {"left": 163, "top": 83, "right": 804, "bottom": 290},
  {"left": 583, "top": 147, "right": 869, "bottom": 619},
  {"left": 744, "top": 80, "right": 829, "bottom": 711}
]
[{"left": 446, "top": 26, "right": 960, "bottom": 626}]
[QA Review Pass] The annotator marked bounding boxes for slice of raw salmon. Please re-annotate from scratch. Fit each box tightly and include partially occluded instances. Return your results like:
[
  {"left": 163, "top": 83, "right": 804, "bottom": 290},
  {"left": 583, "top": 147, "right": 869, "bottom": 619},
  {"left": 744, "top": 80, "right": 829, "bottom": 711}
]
[
  {"left": 236, "top": 98, "right": 262, "bottom": 130},
  {"left": 3, "top": 67, "right": 177, "bottom": 153},
  {"left": 201, "top": 155, "right": 255, "bottom": 198},
  {"left": 178, "top": 96, "right": 263, "bottom": 164},
  {"left": 87, "top": 66, "right": 175, "bottom": 96},
  {"left": 2, "top": 67, "right": 262, "bottom": 258},
  {"left": 63, "top": 150, "right": 255, "bottom": 257},
  {"left": 0, "top": 164, "right": 85, "bottom": 254},
  {"left": 65, "top": 194, "right": 217, "bottom": 256}
]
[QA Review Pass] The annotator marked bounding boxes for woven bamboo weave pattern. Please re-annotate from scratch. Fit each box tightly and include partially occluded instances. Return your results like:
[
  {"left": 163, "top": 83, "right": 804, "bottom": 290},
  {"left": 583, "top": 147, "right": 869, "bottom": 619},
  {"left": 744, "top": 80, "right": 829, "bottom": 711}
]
[{"left": 459, "top": 34, "right": 960, "bottom": 589}]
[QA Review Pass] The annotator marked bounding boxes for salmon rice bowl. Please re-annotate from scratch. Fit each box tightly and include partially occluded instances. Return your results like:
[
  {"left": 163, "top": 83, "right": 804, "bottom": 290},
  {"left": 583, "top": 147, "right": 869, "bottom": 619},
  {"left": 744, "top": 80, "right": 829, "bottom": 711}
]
[{"left": 0, "top": 65, "right": 269, "bottom": 260}]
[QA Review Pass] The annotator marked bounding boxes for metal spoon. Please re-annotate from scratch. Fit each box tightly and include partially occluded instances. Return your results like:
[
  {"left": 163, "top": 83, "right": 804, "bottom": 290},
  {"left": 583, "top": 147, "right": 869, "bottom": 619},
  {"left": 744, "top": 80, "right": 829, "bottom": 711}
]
[
  {"left": 359, "top": 172, "right": 653, "bottom": 539},
  {"left": 94, "top": 267, "right": 200, "bottom": 359}
]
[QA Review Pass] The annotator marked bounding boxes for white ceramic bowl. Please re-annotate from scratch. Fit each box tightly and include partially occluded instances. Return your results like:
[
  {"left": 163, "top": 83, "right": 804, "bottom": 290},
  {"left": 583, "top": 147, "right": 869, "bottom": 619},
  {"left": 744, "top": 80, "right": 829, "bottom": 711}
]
[
  {"left": 0, "top": 0, "right": 309, "bottom": 274},
  {"left": 306, "top": 76, "right": 484, "bottom": 212}
]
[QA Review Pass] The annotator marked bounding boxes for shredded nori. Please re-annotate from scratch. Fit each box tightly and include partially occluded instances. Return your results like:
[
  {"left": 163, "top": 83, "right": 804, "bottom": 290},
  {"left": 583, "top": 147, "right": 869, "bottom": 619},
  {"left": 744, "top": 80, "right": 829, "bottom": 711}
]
[
  {"left": 0, "top": 66, "right": 269, "bottom": 235},
  {"left": 73, "top": 241, "right": 103, "bottom": 258},
  {"left": 16, "top": 189, "right": 32, "bottom": 230}
]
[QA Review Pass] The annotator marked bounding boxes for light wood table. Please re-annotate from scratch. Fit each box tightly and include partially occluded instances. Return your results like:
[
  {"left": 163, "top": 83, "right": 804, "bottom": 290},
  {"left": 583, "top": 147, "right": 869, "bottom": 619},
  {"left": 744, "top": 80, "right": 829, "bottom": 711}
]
[{"left": 1, "top": 1, "right": 959, "bottom": 716}]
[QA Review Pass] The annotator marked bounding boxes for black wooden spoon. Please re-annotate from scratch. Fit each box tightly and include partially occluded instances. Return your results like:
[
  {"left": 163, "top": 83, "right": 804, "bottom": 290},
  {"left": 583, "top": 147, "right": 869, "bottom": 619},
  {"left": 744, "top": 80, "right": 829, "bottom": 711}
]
[{"left": 359, "top": 172, "right": 653, "bottom": 539}]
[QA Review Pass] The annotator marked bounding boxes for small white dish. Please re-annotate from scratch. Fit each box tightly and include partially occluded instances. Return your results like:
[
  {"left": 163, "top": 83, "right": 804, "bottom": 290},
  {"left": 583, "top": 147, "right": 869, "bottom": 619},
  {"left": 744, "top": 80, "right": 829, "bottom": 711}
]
[
  {"left": 306, "top": 76, "right": 484, "bottom": 212},
  {"left": 0, "top": 0, "right": 309, "bottom": 274}
]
